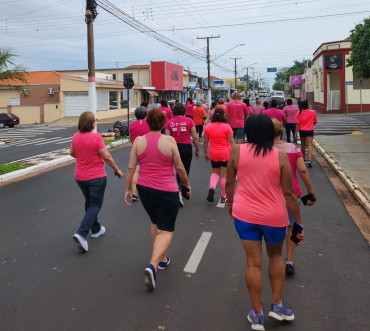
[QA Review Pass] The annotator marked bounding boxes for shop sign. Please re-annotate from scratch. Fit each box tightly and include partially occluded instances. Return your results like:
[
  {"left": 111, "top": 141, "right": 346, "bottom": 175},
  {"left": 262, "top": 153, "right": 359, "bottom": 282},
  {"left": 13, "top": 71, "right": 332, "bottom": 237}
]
[{"left": 325, "top": 54, "right": 342, "bottom": 69}]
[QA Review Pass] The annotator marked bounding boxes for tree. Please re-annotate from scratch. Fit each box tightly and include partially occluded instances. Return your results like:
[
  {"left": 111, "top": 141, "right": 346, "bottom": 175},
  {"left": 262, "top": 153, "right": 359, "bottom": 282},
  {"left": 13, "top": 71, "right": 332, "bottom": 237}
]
[
  {"left": 0, "top": 48, "right": 28, "bottom": 88},
  {"left": 272, "top": 81, "right": 285, "bottom": 91},
  {"left": 346, "top": 17, "right": 370, "bottom": 79},
  {"left": 211, "top": 88, "right": 223, "bottom": 99}
]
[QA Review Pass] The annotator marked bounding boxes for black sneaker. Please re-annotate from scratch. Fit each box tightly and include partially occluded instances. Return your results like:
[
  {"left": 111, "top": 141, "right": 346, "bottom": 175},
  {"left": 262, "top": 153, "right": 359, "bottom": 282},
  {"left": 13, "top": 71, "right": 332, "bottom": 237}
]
[
  {"left": 207, "top": 188, "right": 215, "bottom": 202},
  {"left": 285, "top": 263, "right": 295, "bottom": 275},
  {"left": 132, "top": 194, "right": 139, "bottom": 201},
  {"left": 158, "top": 257, "right": 170, "bottom": 270},
  {"left": 307, "top": 160, "right": 312, "bottom": 167}
]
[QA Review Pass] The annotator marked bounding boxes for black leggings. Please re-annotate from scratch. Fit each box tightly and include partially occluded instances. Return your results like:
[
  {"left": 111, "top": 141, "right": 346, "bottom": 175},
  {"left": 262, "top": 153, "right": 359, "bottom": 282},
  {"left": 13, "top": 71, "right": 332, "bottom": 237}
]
[
  {"left": 176, "top": 143, "right": 192, "bottom": 188},
  {"left": 195, "top": 125, "right": 204, "bottom": 139}
]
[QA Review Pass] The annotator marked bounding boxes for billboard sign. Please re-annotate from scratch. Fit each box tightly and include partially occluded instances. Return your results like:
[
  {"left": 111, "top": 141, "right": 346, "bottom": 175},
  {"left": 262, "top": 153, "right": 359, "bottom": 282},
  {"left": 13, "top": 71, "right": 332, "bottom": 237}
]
[
  {"left": 325, "top": 54, "right": 342, "bottom": 69},
  {"left": 151, "top": 61, "right": 183, "bottom": 90},
  {"left": 290, "top": 75, "right": 302, "bottom": 86}
]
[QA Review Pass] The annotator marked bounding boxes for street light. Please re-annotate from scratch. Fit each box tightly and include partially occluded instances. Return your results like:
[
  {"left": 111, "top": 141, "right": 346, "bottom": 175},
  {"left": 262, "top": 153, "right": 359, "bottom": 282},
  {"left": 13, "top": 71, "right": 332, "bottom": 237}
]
[
  {"left": 242, "top": 63, "right": 257, "bottom": 96},
  {"left": 211, "top": 43, "right": 245, "bottom": 62}
]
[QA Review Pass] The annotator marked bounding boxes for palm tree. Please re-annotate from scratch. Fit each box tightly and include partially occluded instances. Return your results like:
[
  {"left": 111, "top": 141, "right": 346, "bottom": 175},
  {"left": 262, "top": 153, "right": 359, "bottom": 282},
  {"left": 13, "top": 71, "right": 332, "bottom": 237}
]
[{"left": 0, "top": 48, "right": 28, "bottom": 88}]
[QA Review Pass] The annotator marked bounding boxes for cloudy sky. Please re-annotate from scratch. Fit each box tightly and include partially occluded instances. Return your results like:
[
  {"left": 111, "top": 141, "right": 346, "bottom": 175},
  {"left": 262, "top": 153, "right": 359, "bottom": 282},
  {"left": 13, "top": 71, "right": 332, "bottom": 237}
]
[{"left": 1, "top": 0, "right": 369, "bottom": 88}]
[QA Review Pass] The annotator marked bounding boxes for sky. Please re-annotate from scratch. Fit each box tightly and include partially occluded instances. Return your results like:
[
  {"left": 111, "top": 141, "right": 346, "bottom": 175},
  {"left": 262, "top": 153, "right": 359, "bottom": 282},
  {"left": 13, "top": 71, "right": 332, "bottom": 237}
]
[{"left": 1, "top": 0, "right": 369, "bottom": 89}]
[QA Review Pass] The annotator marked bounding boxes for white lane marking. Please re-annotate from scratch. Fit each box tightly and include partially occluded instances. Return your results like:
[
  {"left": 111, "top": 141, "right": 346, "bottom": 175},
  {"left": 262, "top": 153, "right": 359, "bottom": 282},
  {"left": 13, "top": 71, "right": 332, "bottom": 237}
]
[
  {"left": 35, "top": 137, "right": 63, "bottom": 145},
  {"left": 183, "top": 231, "right": 212, "bottom": 274},
  {"left": 216, "top": 200, "right": 226, "bottom": 208},
  {"left": 55, "top": 138, "right": 72, "bottom": 144},
  {"left": 16, "top": 138, "right": 48, "bottom": 146}
]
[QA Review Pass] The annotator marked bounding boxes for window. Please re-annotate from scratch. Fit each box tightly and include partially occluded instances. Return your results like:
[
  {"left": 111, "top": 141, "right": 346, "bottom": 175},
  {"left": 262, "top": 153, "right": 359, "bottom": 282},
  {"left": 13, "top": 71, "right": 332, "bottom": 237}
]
[
  {"left": 112, "top": 74, "right": 116, "bottom": 80},
  {"left": 123, "top": 73, "right": 133, "bottom": 80},
  {"left": 109, "top": 91, "right": 118, "bottom": 110}
]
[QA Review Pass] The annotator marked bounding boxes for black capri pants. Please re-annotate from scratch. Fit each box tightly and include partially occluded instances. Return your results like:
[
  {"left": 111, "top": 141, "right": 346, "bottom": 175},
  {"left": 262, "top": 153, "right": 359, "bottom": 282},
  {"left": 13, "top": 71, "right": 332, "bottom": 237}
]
[{"left": 176, "top": 143, "right": 192, "bottom": 188}]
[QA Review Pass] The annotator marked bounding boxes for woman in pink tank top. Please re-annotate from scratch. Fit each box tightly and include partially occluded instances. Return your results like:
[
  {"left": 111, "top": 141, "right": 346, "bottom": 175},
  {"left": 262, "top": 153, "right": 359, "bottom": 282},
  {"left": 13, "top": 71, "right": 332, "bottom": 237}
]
[
  {"left": 125, "top": 109, "right": 191, "bottom": 291},
  {"left": 226, "top": 114, "right": 304, "bottom": 330}
]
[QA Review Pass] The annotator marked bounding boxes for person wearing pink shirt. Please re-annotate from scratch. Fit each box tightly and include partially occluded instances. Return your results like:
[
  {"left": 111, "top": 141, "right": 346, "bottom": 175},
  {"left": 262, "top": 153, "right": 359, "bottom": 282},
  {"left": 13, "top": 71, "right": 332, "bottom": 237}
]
[
  {"left": 226, "top": 114, "right": 303, "bottom": 330},
  {"left": 129, "top": 106, "right": 150, "bottom": 201},
  {"left": 218, "top": 98, "right": 227, "bottom": 111},
  {"left": 70, "top": 112, "right": 123, "bottom": 252},
  {"left": 273, "top": 119, "right": 315, "bottom": 276},
  {"left": 225, "top": 93, "right": 250, "bottom": 144},
  {"left": 159, "top": 99, "right": 173, "bottom": 125},
  {"left": 264, "top": 99, "right": 287, "bottom": 126},
  {"left": 295, "top": 100, "right": 318, "bottom": 167},
  {"left": 284, "top": 99, "right": 298, "bottom": 144},
  {"left": 185, "top": 98, "right": 195, "bottom": 118},
  {"left": 203, "top": 108, "right": 235, "bottom": 203},
  {"left": 253, "top": 99, "right": 264, "bottom": 115}
]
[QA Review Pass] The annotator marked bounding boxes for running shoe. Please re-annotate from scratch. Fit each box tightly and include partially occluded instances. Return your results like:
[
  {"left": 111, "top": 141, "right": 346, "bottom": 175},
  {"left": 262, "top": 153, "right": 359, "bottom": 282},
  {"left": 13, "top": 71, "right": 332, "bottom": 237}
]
[
  {"left": 91, "top": 226, "right": 106, "bottom": 238},
  {"left": 157, "top": 257, "right": 171, "bottom": 270},
  {"left": 179, "top": 193, "right": 184, "bottom": 207},
  {"left": 144, "top": 264, "right": 156, "bottom": 290},
  {"left": 247, "top": 310, "right": 265, "bottom": 331},
  {"left": 207, "top": 188, "right": 215, "bottom": 202},
  {"left": 304, "top": 159, "right": 308, "bottom": 164},
  {"left": 285, "top": 263, "right": 295, "bottom": 275},
  {"left": 268, "top": 302, "right": 294, "bottom": 321},
  {"left": 132, "top": 194, "right": 139, "bottom": 201},
  {"left": 307, "top": 160, "right": 312, "bottom": 167},
  {"left": 73, "top": 233, "right": 88, "bottom": 252},
  {"left": 220, "top": 197, "right": 227, "bottom": 203}
]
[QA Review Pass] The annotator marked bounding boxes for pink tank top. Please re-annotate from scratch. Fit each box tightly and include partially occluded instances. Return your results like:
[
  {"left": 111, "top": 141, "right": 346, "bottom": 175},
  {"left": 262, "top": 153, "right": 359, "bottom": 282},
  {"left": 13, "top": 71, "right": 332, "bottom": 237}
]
[
  {"left": 232, "top": 144, "right": 288, "bottom": 227},
  {"left": 137, "top": 134, "right": 178, "bottom": 192}
]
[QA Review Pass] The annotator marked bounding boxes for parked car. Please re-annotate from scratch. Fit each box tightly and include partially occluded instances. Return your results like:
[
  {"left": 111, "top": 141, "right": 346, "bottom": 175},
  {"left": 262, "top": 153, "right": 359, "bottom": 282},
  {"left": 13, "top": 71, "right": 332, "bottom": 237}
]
[
  {"left": 0, "top": 113, "right": 20, "bottom": 128},
  {"left": 273, "top": 91, "right": 285, "bottom": 99},
  {"left": 269, "top": 96, "right": 286, "bottom": 110}
]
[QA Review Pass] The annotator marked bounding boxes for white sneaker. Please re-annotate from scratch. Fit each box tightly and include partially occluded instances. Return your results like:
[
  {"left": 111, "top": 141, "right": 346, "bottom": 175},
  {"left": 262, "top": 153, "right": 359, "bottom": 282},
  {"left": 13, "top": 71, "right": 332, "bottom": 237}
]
[
  {"left": 91, "top": 226, "right": 106, "bottom": 238},
  {"left": 73, "top": 233, "right": 88, "bottom": 252},
  {"left": 179, "top": 193, "right": 184, "bottom": 207}
]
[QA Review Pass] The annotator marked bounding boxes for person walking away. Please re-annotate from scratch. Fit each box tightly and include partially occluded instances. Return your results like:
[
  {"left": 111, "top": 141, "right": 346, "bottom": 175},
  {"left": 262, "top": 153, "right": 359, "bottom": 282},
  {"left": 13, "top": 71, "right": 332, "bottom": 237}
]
[
  {"left": 166, "top": 103, "right": 199, "bottom": 207},
  {"left": 295, "top": 100, "right": 317, "bottom": 167},
  {"left": 263, "top": 100, "right": 269, "bottom": 111},
  {"left": 159, "top": 100, "right": 173, "bottom": 134},
  {"left": 284, "top": 99, "right": 298, "bottom": 144},
  {"left": 204, "top": 100, "right": 218, "bottom": 125},
  {"left": 226, "top": 114, "right": 303, "bottom": 330},
  {"left": 218, "top": 98, "right": 227, "bottom": 111},
  {"left": 129, "top": 106, "right": 150, "bottom": 201},
  {"left": 192, "top": 101, "right": 207, "bottom": 142},
  {"left": 185, "top": 98, "right": 195, "bottom": 118},
  {"left": 253, "top": 99, "right": 264, "bottom": 114},
  {"left": 70, "top": 111, "right": 123, "bottom": 252},
  {"left": 201, "top": 100, "right": 208, "bottom": 113},
  {"left": 272, "top": 119, "right": 315, "bottom": 275},
  {"left": 225, "top": 93, "right": 251, "bottom": 144},
  {"left": 203, "top": 108, "right": 235, "bottom": 203},
  {"left": 243, "top": 98, "right": 254, "bottom": 141},
  {"left": 264, "top": 99, "right": 287, "bottom": 126},
  {"left": 125, "top": 108, "right": 191, "bottom": 291}
]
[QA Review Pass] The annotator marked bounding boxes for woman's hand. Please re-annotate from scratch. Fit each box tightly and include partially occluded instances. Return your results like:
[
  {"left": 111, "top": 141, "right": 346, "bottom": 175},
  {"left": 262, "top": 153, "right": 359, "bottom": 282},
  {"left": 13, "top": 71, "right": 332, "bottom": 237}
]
[
  {"left": 204, "top": 154, "right": 210, "bottom": 161},
  {"left": 115, "top": 169, "right": 124, "bottom": 178},
  {"left": 290, "top": 229, "right": 304, "bottom": 246},
  {"left": 227, "top": 204, "right": 233, "bottom": 219},
  {"left": 184, "top": 185, "right": 192, "bottom": 199},
  {"left": 125, "top": 191, "right": 133, "bottom": 206},
  {"left": 195, "top": 151, "right": 200, "bottom": 159}
]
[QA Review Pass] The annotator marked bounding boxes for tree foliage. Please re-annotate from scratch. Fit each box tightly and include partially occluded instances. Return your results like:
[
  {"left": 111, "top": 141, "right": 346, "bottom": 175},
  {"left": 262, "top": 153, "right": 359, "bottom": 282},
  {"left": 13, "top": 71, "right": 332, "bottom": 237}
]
[
  {"left": 273, "top": 59, "right": 312, "bottom": 90},
  {"left": 0, "top": 48, "right": 28, "bottom": 88},
  {"left": 346, "top": 17, "right": 370, "bottom": 79},
  {"left": 272, "top": 81, "right": 285, "bottom": 91}
]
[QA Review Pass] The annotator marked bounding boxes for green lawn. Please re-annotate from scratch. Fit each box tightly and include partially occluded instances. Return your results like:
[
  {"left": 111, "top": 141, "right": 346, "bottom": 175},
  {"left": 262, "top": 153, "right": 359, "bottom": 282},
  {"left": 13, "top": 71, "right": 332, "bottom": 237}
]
[{"left": 0, "top": 163, "right": 35, "bottom": 175}]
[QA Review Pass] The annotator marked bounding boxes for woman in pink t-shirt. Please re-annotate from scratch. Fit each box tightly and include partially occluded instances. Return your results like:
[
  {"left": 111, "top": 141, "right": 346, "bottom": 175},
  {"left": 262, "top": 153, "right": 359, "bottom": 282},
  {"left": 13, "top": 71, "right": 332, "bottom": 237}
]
[
  {"left": 283, "top": 99, "right": 298, "bottom": 144},
  {"left": 253, "top": 100, "right": 264, "bottom": 115},
  {"left": 226, "top": 114, "right": 303, "bottom": 329},
  {"left": 204, "top": 100, "right": 218, "bottom": 125},
  {"left": 272, "top": 119, "right": 315, "bottom": 275},
  {"left": 203, "top": 108, "right": 235, "bottom": 203},
  {"left": 295, "top": 100, "right": 318, "bottom": 167},
  {"left": 125, "top": 109, "right": 190, "bottom": 291},
  {"left": 159, "top": 100, "right": 173, "bottom": 127},
  {"left": 70, "top": 111, "right": 123, "bottom": 253},
  {"left": 166, "top": 103, "right": 200, "bottom": 207},
  {"left": 129, "top": 106, "right": 150, "bottom": 201},
  {"left": 185, "top": 98, "right": 196, "bottom": 118}
]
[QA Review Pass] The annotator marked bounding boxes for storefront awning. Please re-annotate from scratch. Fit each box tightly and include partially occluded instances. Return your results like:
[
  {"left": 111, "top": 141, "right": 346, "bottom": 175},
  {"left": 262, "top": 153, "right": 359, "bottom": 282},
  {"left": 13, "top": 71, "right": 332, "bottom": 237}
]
[{"left": 146, "top": 90, "right": 159, "bottom": 97}]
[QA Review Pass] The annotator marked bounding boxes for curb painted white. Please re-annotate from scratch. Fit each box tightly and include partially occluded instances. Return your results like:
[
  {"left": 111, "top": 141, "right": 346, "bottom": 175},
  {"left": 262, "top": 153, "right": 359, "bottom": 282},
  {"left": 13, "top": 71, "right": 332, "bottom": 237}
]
[
  {"left": 313, "top": 139, "right": 370, "bottom": 216},
  {"left": 0, "top": 138, "right": 130, "bottom": 184}
]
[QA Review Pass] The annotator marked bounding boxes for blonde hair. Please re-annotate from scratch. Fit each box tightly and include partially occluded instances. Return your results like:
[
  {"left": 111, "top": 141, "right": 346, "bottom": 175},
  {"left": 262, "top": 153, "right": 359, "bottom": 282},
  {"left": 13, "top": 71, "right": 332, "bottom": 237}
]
[
  {"left": 272, "top": 118, "right": 284, "bottom": 138},
  {"left": 78, "top": 111, "right": 95, "bottom": 132},
  {"left": 219, "top": 98, "right": 225, "bottom": 104}
]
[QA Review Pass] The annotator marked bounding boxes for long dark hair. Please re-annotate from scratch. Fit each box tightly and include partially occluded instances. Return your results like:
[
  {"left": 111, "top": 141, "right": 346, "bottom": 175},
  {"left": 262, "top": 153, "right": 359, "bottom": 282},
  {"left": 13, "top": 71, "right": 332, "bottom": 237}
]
[
  {"left": 243, "top": 98, "right": 250, "bottom": 107},
  {"left": 298, "top": 100, "right": 308, "bottom": 115},
  {"left": 245, "top": 114, "right": 274, "bottom": 157},
  {"left": 211, "top": 107, "right": 227, "bottom": 123}
]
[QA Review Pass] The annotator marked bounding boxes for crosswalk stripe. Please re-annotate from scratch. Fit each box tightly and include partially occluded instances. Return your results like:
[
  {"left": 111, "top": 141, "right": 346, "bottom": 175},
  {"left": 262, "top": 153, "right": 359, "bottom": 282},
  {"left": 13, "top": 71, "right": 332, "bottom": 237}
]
[{"left": 35, "top": 137, "right": 64, "bottom": 145}]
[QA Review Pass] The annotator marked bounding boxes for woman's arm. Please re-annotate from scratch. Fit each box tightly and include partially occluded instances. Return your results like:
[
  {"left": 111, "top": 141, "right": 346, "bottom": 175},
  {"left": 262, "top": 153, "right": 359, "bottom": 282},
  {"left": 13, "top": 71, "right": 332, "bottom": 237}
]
[
  {"left": 296, "top": 157, "right": 315, "bottom": 206},
  {"left": 203, "top": 135, "right": 210, "bottom": 161},
  {"left": 171, "top": 138, "right": 191, "bottom": 198},
  {"left": 227, "top": 134, "right": 235, "bottom": 149},
  {"left": 165, "top": 129, "right": 171, "bottom": 136},
  {"left": 190, "top": 126, "right": 200, "bottom": 159},
  {"left": 98, "top": 147, "right": 123, "bottom": 177},
  {"left": 226, "top": 145, "right": 239, "bottom": 219},
  {"left": 125, "top": 141, "right": 139, "bottom": 205},
  {"left": 70, "top": 147, "right": 76, "bottom": 158}
]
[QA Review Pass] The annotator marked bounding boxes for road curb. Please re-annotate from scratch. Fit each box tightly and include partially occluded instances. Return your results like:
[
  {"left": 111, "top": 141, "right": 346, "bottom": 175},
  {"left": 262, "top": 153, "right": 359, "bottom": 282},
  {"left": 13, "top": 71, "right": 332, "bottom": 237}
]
[
  {"left": 0, "top": 138, "right": 129, "bottom": 184},
  {"left": 313, "top": 139, "right": 370, "bottom": 216}
]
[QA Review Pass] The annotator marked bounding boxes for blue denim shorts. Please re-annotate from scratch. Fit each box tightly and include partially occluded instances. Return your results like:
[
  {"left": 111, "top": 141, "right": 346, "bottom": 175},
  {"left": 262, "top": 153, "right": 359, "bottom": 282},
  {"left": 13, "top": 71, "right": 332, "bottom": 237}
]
[
  {"left": 232, "top": 127, "right": 244, "bottom": 140},
  {"left": 234, "top": 218, "right": 287, "bottom": 244},
  {"left": 287, "top": 197, "right": 301, "bottom": 226}
]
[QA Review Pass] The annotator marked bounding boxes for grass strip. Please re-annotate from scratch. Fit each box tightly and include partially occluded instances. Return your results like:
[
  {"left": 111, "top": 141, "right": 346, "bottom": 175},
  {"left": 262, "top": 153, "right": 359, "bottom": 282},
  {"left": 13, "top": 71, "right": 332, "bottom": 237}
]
[{"left": 0, "top": 163, "right": 35, "bottom": 175}]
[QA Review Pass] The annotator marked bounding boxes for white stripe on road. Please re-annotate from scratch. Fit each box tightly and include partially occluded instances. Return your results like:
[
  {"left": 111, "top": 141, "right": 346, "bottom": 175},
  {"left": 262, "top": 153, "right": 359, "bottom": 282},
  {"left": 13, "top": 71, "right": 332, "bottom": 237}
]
[
  {"left": 55, "top": 138, "right": 72, "bottom": 144},
  {"left": 35, "top": 137, "right": 63, "bottom": 145},
  {"left": 183, "top": 231, "right": 212, "bottom": 274}
]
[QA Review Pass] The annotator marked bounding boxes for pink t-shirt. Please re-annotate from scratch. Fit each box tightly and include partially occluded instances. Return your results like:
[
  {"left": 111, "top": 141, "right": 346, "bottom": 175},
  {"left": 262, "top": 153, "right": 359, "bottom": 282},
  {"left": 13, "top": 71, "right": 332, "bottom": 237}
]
[
  {"left": 129, "top": 119, "right": 150, "bottom": 144},
  {"left": 218, "top": 104, "right": 226, "bottom": 111},
  {"left": 226, "top": 100, "right": 249, "bottom": 128},
  {"left": 201, "top": 103, "right": 208, "bottom": 112},
  {"left": 296, "top": 109, "right": 317, "bottom": 131},
  {"left": 284, "top": 105, "right": 298, "bottom": 124},
  {"left": 137, "top": 134, "right": 178, "bottom": 192},
  {"left": 232, "top": 145, "right": 288, "bottom": 227},
  {"left": 264, "top": 108, "right": 287, "bottom": 124},
  {"left": 166, "top": 116, "right": 195, "bottom": 144},
  {"left": 71, "top": 132, "right": 106, "bottom": 181},
  {"left": 159, "top": 106, "right": 173, "bottom": 124},
  {"left": 203, "top": 122, "right": 233, "bottom": 162},
  {"left": 185, "top": 102, "right": 195, "bottom": 116},
  {"left": 274, "top": 142, "right": 303, "bottom": 197},
  {"left": 253, "top": 106, "right": 264, "bottom": 115}
]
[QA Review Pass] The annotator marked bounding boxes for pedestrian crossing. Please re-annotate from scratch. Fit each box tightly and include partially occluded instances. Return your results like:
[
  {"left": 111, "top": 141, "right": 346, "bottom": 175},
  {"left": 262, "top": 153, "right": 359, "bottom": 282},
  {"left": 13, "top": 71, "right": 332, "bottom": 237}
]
[
  {"left": 0, "top": 126, "right": 74, "bottom": 148},
  {"left": 314, "top": 115, "right": 370, "bottom": 135}
]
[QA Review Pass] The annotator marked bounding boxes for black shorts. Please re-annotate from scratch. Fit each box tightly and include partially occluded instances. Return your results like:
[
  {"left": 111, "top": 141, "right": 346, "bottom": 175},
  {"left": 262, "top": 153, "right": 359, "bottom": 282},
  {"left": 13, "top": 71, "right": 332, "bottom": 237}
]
[
  {"left": 211, "top": 159, "right": 228, "bottom": 168},
  {"left": 137, "top": 184, "right": 179, "bottom": 232},
  {"left": 299, "top": 130, "right": 314, "bottom": 138}
]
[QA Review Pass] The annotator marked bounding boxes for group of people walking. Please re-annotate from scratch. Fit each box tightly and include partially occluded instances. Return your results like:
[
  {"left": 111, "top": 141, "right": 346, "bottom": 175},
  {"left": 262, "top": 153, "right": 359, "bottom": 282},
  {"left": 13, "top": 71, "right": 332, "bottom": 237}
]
[{"left": 69, "top": 93, "right": 317, "bottom": 331}]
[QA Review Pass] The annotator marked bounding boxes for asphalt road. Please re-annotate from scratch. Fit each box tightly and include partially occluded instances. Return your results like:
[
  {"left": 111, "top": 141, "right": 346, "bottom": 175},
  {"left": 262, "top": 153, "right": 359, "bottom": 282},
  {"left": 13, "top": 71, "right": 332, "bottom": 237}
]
[{"left": 1, "top": 145, "right": 369, "bottom": 330}]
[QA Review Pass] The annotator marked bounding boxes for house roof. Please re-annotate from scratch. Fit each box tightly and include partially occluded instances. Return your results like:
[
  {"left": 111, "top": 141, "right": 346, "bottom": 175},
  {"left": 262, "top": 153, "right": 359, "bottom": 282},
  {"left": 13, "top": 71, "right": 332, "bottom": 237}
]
[
  {"left": 124, "top": 65, "right": 150, "bottom": 69},
  {"left": 210, "top": 76, "right": 220, "bottom": 80},
  {"left": 313, "top": 37, "right": 351, "bottom": 56},
  {"left": 0, "top": 71, "right": 83, "bottom": 85}
]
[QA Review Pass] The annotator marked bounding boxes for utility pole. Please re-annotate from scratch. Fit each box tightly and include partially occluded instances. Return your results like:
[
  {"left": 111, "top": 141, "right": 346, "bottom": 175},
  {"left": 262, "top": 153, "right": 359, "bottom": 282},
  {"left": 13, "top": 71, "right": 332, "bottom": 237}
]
[
  {"left": 86, "top": 0, "right": 98, "bottom": 132},
  {"left": 230, "top": 57, "right": 242, "bottom": 91},
  {"left": 197, "top": 35, "right": 220, "bottom": 108}
]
